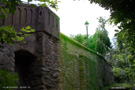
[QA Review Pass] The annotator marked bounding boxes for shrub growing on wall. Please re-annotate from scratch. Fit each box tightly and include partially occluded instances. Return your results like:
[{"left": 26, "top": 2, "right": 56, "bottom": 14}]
[{"left": 0, "top": 70, "right": 18, "bottom": 90}]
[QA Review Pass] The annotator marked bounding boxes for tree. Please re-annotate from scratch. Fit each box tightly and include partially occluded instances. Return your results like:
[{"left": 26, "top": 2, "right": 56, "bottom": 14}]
[
  {"left": 88, "top": 17, "right": 111, "bottom": 56},
  {"left": 70, "top": 34, "right": 88, "bottom": 46},
  {"left": 106, "top": 38, "right": 133, "bottom": 83},
  {"left": 71, "top": 17, "right": 111, "bottom": 56},
  {"left": 90, "top": 0, "right": 135, "bottom": 84}
]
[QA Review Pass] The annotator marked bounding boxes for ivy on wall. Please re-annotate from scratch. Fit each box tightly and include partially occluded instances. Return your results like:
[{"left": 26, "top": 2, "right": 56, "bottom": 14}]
[{"left": 60, "top": 33, "right": 114, "bottom": 90}]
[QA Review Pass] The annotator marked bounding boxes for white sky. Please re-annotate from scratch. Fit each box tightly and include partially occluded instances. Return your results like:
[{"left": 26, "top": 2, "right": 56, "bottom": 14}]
[{"left": 22, "top": 0, "right": 117, "bottom": 40}]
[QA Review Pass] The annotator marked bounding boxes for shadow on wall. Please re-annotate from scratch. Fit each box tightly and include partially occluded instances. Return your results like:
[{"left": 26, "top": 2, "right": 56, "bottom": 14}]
[{"left": 15, "top": 50, "right": 36, "bottom": 90}]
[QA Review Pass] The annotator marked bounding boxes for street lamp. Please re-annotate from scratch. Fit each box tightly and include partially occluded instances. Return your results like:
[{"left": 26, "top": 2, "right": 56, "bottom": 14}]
[{"left": 85, "top": 21, "right": 89, "bottom": 47}]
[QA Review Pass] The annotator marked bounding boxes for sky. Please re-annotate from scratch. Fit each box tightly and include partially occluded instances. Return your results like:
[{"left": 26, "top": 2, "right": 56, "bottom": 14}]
[{"left": 22, "top": 0, "right": 117, "bottom": 40}]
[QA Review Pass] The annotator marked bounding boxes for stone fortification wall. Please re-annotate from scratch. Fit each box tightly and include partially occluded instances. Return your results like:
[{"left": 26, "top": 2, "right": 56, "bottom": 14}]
[
  {"left": 0, "top": 3, "right": 60, "bottom": 90},
  {"left": 0, "top": 3, "right": 60, "bottom": 39},
  {"left": 60, "top": 33, "right": 114, "bottom": 90},
  {"left": 0, "top": 3, "right": 114, "bottom": 90}
]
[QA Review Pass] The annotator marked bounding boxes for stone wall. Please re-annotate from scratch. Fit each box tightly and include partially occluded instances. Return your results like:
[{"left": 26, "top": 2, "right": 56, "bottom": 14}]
[
  {"left": 0, "top": 3, "right": 114, "bottom": 90},
  {"left": 60, "top": 33, "right": 114, "bottom": 90},
  {"left": 0, "top": 3, "right": 60, "bottom": 90},
  {"left": 0, "top": 3, "right": 60, "bottom": 39}
]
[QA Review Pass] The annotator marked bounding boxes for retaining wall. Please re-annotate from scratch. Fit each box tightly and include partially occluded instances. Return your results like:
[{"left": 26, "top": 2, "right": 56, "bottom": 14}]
[
  {"left": 0, "top": 3, "right": 114, "bottom": 90},
  {"left": 60, "top": 33, "right": 114, "bottom": 90}
]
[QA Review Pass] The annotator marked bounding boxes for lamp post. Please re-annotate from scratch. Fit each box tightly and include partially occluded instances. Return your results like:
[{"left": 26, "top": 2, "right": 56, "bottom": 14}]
[{"left": 85, "top": 21, "right": 89, "bottom": 47}]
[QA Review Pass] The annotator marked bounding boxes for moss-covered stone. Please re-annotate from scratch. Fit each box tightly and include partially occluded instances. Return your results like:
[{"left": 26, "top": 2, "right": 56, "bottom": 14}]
[{"left": 60, "top": 33, "right": 114, "bottom": 90}]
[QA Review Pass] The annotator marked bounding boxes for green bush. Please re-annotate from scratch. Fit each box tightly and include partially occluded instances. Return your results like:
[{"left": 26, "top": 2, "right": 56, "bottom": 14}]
[
  {"left": 0, "top": 69, "right": 18, "bottom": 90},
  {"left": 113, "top": 67, "right": 129, "bottom": 83}
]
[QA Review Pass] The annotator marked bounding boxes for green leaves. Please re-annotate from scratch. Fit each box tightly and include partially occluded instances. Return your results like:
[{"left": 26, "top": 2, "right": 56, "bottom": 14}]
[
  {"left": 28, "top": 0, "right": 33, "bottom": 2},
  {"left": 0, "top": 70, "right": 18, "bottom": 90},
  {"left": 0, "top": 7, "right": 9, "bottom": 19},
  {"left": 70, "top": 34, "right": 87, "bottom": 46},
  {"left": 114, "top": 30, "right": 119, "bottom": 33},
  {"left": 0, "top": 25, "right": 16, "bottom": 45},
  {"left": 21, "top": 26, "right": 35, "bottom": 33},
  {"left": 0, "top": 0, "right": 59, "bottom": 14},
  {"left": 16, "top": 36, "right": 24, "bottom": 41},
  {"left": 24, "top": 34, "right": 30, "bottom": 37},
  {"left": 0, "top": 25, "right": 35, "bottom": 47},
  {"left": 89, "top": 17, "right": 111, "bottom": 56},
  {"left": 70, "top": 17, "right": 111, "bottom": 56},
  {"left": 0, "top": 0, "right": 22, "bottom": 14},
  {"left": 90, "top": 1, "right": 135, "bottom": 83},
  {"left": 25, "top": 26, "right": 31, "bottom": 30},
  {"left": 38, "top": 0, "right": 59, "bottom": 10},
  {"left": 30, "top": 4, "right": 37, "bottom": 8}
]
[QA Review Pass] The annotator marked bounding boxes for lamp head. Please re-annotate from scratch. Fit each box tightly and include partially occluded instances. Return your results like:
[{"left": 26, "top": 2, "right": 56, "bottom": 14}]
[{"left": 85, "top": 21, "right": 89, "bottom": 27}]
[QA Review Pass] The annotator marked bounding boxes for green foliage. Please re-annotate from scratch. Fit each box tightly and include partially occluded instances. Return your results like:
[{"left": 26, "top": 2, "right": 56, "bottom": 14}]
[
  {"left": 61, "top": 33, "right": 113, "bottom": 90},
  {"left": 38, "top": 0, "right": 60, "bottom": 10},
  {"left": 106, "top": 38, "right": 135, "bottom": 84},
  {"left": 85, "top": 58, "right": 98, "bottom": 90},
  {"left": 61, "top": 33, "right": 100, "bottom": 90},
  {"left": 0, "top": 0, "right": 57, "bottom": 47},
  {"left": 88, "top": 28, "right": 111, "bottom": 56},
  {"left": 0, "top": 0, "right": 21, "bottom": 14},
  {"left": 70, "top": 34, "right": 88, "bottom": 46},
  {"left": 90, "top": 0, "right": 135, "bottom": 84},
  {"left": 0, "top": 7, "right": 9, "bottom": 19},
  {"left": 0, "top": 25, "right": 35, "bottom": 47},
  {"left": 0, "top": 70, "right": 18, "bottom": 90},
  {"left": 90, "top": 0, "right": 135, "bottom": 26},
  {"left": 0, "top": 0, "right": 59, "bottom": 13},
  {"left": 113, "top": 67, "right": 129, "bottom": 83},
  {"left": 70, "top": 17, "right": 111, "bottom": 56}
]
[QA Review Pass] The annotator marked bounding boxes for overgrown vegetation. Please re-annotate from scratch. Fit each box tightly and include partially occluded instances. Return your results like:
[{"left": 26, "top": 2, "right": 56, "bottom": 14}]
[
  {"left": 1, "top": 0, "right": 135, "bottom": 89},
  {"left": 0, "top": 70, "right": 18, "bottom": 90},
  {"left": 90, "top": 0, "right": 135, "bottom": 85},
  {"left": 71, "top": 0, "right": 135, "bottom": 86},
  {"left": 61, "top": 33, "right": 112, "bottom": 90},
  {"left": 70, "top": 17, "right": 111, "bottom": 56},
  {"left": 106, "top": 38, "right": 135, "bottom": 85}
]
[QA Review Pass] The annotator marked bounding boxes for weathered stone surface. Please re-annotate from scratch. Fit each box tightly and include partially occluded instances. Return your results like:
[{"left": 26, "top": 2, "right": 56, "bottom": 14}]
[
  {"left": 60, "top": 33, "right": 114, "bottom": 90},
  {"left": 0, "top": 3, "right": 60, "bottom": 90},
  {"left": 0, "top": 2, "right": 114, "bottom": 90}
]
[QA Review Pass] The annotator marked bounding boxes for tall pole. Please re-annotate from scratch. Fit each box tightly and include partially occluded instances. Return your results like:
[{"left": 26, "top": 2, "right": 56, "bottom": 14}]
[
  {"left": 85, "top": 21, "right": 89, "bottom": 48},
  {"left": 86, "top": 26, "right": 88, "bottom": 47}
]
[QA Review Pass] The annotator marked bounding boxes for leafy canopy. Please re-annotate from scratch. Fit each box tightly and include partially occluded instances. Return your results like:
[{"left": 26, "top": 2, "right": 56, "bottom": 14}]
[
  {"left": 89, "top": 0, "right": 135, "bottom": 50},
  {"left": 71, "top": 17, "right": 111, "bottom": 56},
  {"left": 90, "top": 0, "right": 135, "bottom": 84}
]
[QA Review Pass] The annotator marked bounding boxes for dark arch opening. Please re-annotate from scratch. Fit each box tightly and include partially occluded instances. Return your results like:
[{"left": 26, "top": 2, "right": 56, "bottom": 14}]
[{"left": 15, "top": 50, "right": 36, "bottom": 89}]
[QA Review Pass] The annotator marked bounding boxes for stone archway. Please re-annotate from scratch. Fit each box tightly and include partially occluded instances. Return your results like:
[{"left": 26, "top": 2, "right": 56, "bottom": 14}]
[{"left": 15, "top": 50, "right": 36, "bottom": 90}]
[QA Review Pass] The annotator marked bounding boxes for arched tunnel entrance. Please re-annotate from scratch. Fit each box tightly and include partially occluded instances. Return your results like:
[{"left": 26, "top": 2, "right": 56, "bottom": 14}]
[{"left": 15, "top": 50, "right": 36, "bottom": 90}]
